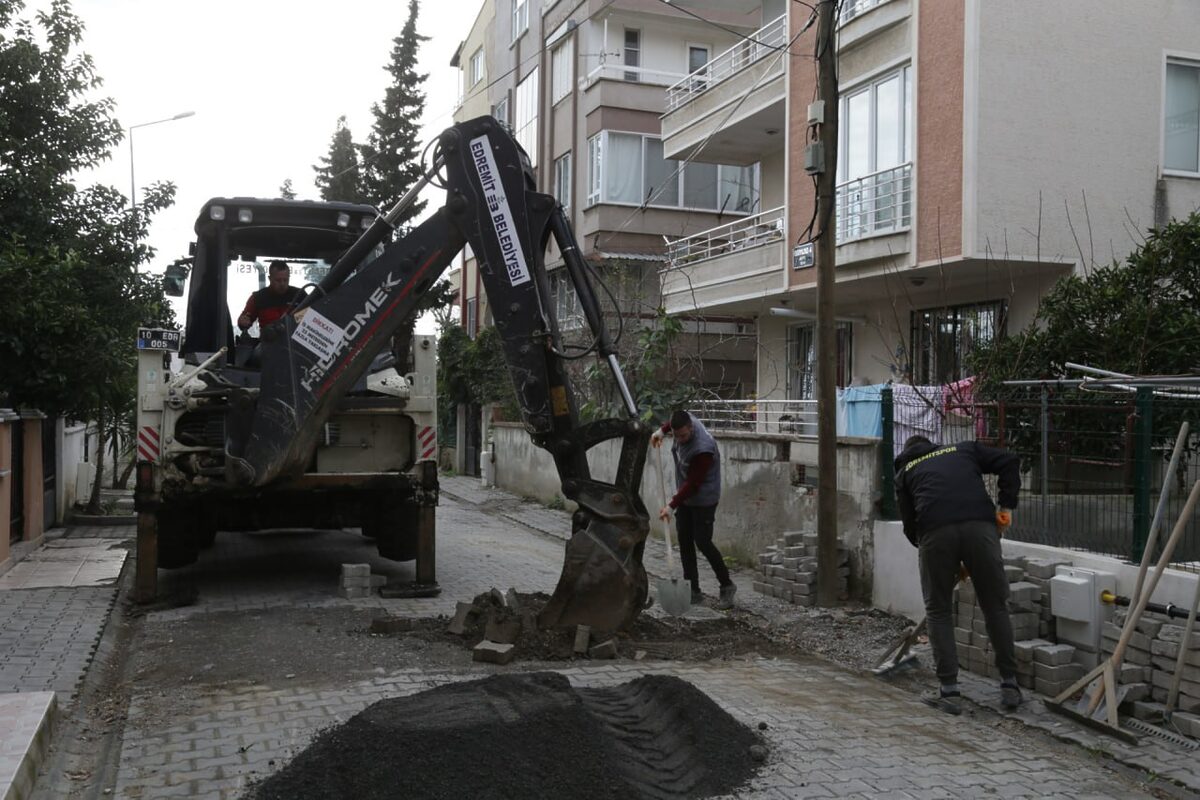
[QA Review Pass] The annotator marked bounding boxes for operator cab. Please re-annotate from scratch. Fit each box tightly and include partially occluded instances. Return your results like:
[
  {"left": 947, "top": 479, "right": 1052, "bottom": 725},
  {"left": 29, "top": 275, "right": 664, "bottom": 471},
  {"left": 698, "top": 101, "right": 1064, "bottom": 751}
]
[{"left": 165, "top": 197, "right": 381, "bottom": 370}]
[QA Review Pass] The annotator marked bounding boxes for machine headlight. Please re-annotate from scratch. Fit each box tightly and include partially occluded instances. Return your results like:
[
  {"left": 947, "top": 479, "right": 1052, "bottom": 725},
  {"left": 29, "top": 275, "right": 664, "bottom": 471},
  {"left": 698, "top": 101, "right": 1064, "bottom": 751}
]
[
  {"left": 362, "top": 216, "right": 374, "bottom": 229},
  {"left": 209, "top": 205, "right": 225, "bottom": 221},
  {"left": 238, "top": 208, "right": 253, "bottom": 223},
  {"left": 336, "top": 212, "right": 350, "bottom": 227}
]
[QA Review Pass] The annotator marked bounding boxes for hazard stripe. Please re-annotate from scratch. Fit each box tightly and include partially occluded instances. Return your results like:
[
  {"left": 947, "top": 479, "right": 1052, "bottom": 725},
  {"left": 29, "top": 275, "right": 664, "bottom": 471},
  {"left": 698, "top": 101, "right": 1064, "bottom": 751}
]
[
  {"left": 138, "top": 426, "right": 160, "bottom": 461},
  {"left": 422, "top": 447, "right": 436, "bottom": 460},
  {"left": 419, "top": 427, "right": 435, "bottom": 445}
]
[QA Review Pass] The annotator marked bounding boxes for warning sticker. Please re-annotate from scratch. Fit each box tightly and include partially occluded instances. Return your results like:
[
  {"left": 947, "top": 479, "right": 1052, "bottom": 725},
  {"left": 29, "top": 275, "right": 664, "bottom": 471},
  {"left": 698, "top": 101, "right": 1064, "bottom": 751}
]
[{"left": 292, "top": 308, "right": 345, "bottom": 361}]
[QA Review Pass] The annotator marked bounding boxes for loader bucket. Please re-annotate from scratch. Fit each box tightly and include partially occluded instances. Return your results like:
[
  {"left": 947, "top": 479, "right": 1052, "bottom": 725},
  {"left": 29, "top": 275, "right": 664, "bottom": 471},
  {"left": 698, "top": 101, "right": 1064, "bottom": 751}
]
[{"left": 538, "top": 499, "right": 649, "bottom": 632}]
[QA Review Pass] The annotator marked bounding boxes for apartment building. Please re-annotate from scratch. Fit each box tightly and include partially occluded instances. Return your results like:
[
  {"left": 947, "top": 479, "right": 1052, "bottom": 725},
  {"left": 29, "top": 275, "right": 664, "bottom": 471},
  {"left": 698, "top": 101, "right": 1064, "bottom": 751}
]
[
  {"left": 453, "top": 0, "right": 772, "bottom": 402},
  {"left": 660, "top": 0, "right": 1200, "bottom": 406}
]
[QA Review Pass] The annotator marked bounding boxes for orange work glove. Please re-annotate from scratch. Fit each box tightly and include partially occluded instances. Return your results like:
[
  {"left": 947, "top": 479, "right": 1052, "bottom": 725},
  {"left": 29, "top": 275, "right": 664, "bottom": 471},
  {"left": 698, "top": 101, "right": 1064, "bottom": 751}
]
[
  {"left": 996, "top": 509, "right": 1012, "bottom": 532},
  {"left": 957, "top": 564, "right": 970, "bottom": 584}
]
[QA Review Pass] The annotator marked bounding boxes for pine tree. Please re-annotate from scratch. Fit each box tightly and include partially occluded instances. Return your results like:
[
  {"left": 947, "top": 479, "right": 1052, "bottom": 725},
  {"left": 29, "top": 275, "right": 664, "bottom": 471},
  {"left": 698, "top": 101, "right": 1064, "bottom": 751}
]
[
  {"left": 312, "top": 116, "right": 370, "bottom": 204},
  {"left": 359, "top": 0, "right": 428, "bottom": 226},
  {"left": 279, "top": 179, "right": 297, "bottom": 200}
]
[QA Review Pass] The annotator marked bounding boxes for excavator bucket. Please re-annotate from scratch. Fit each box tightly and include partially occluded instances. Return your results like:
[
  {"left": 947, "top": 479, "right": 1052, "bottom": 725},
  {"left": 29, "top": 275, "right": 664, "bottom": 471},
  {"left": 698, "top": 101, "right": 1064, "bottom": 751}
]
[{"left": 538, "top": 505, "right": 649, "bottom": 633}]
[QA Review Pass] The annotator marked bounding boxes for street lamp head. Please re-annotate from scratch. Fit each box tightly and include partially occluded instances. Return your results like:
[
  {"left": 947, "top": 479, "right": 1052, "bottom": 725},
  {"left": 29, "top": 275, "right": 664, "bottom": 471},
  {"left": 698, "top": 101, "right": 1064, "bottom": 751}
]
[{"left": 173, "top": 111, "right": 196, "bottom": 120}]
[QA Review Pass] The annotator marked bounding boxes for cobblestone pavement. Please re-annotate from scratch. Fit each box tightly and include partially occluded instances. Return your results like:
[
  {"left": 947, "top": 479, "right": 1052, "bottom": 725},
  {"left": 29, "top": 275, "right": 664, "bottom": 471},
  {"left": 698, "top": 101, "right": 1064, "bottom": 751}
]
[
  {"left": 0, "top": 527, "right": 127, "bottom": 697},
  {"left": 59, "top": 488, "right": 1164, "bottom": 800},
  {"left": 110, "top": 658, "right": 1165, "bottom": 800}
]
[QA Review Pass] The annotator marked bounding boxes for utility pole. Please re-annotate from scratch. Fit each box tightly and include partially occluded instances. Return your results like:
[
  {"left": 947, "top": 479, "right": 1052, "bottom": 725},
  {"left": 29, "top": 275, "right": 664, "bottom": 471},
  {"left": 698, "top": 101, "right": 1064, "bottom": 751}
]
[{"left": 815, "top": 0, "right": 841, "bottom": 606}]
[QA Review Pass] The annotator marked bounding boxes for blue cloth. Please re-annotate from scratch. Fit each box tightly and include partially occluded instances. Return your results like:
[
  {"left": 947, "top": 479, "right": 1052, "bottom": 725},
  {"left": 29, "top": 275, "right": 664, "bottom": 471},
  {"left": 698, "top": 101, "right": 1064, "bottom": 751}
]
[{"left": 839, "top": 383, "right": 886, "bottom": 438}]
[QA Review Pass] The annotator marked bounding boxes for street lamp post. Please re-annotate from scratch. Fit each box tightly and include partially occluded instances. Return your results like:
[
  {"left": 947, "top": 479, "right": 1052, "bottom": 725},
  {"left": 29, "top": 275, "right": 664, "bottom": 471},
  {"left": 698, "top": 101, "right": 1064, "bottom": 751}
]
[{"left": 128, "top": 110, "right": 195, "bottom": 231}]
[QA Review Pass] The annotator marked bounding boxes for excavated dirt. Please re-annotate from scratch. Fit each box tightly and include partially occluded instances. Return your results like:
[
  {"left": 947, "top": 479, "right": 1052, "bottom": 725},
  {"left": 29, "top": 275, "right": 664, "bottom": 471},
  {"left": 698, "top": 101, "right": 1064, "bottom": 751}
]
[
  {"left": 373, "top": 591, "right": 793, "bottom": 662},
  {"left": 246, "top": 671, "right": 762, "bottom": 800}
]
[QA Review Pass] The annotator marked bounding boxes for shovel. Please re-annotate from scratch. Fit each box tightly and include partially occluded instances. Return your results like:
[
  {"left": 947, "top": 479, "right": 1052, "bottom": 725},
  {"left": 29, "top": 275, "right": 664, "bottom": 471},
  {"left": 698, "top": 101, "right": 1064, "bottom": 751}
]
[{"left": 654, "top": 445, "right": 692, "bottom": 616}]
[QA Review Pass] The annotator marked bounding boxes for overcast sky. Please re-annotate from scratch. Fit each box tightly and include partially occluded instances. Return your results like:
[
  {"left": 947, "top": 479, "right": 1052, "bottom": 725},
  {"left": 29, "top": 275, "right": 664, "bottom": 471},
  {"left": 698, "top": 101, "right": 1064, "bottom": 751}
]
[{"left": 46, "top": 0, "right": 474, "bottom": 326}]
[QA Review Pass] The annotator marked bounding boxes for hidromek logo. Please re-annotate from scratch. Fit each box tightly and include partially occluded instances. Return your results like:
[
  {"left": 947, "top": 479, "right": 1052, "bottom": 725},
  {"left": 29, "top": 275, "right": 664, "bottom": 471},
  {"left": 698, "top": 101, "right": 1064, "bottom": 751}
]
[
  {"left": 470, "top": 135, "right": 531, "bottom": 287},
  {"left": 300, "top": 272, "right": 402, "bottom": 391}
]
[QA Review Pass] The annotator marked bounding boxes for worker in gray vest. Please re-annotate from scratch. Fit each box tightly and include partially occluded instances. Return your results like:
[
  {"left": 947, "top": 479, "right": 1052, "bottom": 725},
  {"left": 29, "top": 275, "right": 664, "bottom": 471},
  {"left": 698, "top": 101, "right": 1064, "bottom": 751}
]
[{"left": 652, "top": 410, "right": 736, "bottom": 609}]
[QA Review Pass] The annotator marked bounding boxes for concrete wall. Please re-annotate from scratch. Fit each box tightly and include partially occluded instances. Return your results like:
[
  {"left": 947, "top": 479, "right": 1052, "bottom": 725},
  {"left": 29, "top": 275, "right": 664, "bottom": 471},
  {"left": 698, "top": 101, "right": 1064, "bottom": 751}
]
[
  {"left": 873, "top": 520, "right": 1200, "bottom": 623},
  {"left": 491, "top": 421, "right": 884, "bottom": 594},
  {"left": 971, "top": 0, "right": 1200, "bottom": 266}
]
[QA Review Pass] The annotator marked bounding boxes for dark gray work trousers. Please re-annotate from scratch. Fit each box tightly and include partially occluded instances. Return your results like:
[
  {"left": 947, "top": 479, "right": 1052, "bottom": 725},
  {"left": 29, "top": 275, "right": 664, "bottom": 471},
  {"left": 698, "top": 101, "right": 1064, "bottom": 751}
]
[{"left": 919, "top": 519, "right": 1017, "bottom": 685}]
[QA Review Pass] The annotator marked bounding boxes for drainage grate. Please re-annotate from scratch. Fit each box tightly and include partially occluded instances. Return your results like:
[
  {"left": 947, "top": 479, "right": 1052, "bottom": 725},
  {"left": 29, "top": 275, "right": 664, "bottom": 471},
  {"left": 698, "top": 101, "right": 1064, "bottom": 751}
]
[{"left": 1123, "top": 717, "right": 1200, "bottom": 749}]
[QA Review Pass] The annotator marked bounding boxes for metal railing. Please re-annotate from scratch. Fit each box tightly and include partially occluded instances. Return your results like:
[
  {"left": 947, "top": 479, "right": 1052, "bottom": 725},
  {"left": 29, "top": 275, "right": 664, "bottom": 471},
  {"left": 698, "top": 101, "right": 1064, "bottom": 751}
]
[
  {"left": 580, "top": 63, "right": 687, "bottom": 90},
  {"left": 691, "top": 399, "right": 817, "bottom": 435},
  {"left": 880, "top": 383, "right": 1200, "bottom": 571},
  {"left": 665, "top": 206, "right": 784, "bottom": 266},
  {"left": 665, "top": 14, "right": 787, "bottom": 112},
  {"left": 836, "top": 163, "right": 912, "bottom": 243},
  {"left": 839, "top": 0, "right": 888, "bottom": 25}
]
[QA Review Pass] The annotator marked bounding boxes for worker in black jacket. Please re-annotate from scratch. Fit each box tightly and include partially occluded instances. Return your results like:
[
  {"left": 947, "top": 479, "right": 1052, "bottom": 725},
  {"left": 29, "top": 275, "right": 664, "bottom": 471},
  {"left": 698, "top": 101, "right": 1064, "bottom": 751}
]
[{"left": 895, "top": 435, "right": 1021, "bottom": 715}]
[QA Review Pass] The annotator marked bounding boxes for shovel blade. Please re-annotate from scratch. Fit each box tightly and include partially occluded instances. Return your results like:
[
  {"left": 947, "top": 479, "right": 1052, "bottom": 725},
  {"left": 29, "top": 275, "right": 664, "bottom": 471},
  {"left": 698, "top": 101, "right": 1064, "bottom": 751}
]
[{"left": 657, "top": 577, "right": 693, "bottom": 617}]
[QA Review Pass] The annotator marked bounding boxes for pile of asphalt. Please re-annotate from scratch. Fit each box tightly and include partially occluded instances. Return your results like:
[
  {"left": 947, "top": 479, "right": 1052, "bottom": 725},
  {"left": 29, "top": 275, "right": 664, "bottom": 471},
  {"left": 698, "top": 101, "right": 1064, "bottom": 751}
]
[{"left": 247, "top": 672, "right": 763, "bottom": 800}]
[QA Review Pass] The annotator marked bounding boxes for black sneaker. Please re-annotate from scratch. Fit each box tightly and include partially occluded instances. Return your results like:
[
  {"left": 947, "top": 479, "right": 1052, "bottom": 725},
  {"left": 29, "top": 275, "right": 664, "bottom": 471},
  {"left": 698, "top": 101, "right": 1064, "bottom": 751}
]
[
  {"left": 1000, "top": 682, "right": 1023, "bottom": 710},
  {"left": 690, "top": 588, "right": 703, "bottom": 605},
  {"left": 717, "top": 584, "right": 737, "bottom": 609},
  {"left": 922, "top": 690, "right": 962, "bottom": 716}
]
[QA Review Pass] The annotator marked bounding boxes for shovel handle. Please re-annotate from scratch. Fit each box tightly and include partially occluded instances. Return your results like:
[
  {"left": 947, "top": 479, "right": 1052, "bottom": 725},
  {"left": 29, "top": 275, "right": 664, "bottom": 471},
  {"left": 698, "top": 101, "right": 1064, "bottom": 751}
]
[{"left": 655, "top": 445, "right": 677, "bottom": 576}]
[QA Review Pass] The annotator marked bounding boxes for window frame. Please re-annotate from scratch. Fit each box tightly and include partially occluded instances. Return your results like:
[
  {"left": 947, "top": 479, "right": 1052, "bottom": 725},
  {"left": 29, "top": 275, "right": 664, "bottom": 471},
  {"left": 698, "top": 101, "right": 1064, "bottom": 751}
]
[
  {"left": 554, "top": 152, "right": 572, "bottom": 210},
  {"left": 514, "top": 68, "right": 539, "bottom": 167},
  {"left": 551, "top": 37, "right": 574, "bottom": 105},
  {"left": 1163, "top": 56, "right": 1200, "bottom": 177},
  {"left": 787, "top": 322, "right": 852, "bottom": 401},
  {"left": 583, "top": 130, "right": 759, "bottom": 213},
  {"left": 910, "top": 300, "right": 1007, "bottom": 385},
  {"left": 623, "top": 28, "right": 641, "bottom": 82},
  {"left": 469, "top": 48, "right": 484, "bottom": 87},
  {"left": 837, "top": 63, "right": 912, "bottom": 183},
  {"left": 492, "top": 96, "right": 509, "bottom": 127},
  {"left": 511, "top": 0, "right": 528, "bottom": 43}
]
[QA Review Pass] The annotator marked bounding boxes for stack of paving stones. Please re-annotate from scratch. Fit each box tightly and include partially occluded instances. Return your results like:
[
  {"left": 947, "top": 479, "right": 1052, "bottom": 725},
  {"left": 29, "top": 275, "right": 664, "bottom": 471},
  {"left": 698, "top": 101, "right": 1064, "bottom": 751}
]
[
  {"left": 751, "top": 530, "right": 848, "bottom": 606},
  {"left": 1103, "top": 608, "right": 1200, "bottom": 737},
  {"left": 952, "top": 555, "right": 1080, "bottom": 696},
  {"left": 339, "top": 563, "right": 385, "bottom": 599}
]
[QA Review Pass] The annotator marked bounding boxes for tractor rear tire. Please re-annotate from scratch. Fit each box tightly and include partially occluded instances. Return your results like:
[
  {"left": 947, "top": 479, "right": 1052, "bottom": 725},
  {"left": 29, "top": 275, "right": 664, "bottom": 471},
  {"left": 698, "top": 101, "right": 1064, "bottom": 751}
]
[
  {"left": 368, "top": 498, "right": 419, "bottom": 562},
  {"left": 156, "top": 507, "right": 200, "bottom": 569}
]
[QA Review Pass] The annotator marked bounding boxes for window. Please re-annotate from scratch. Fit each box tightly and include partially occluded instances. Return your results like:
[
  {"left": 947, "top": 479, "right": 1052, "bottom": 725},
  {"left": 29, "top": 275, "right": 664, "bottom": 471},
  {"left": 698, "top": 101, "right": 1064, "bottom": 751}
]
[
  {"left": 511, "top": 0, "right": 528, "bottom": 42},
  {"left": 465, "top": 297, "right": 478, "bottom": 339},
  {"left": 470, "top": 47, "right": 484, "bottom": 86},
  {"left": 492, "top": 96, "right": 509, "bottom": 127},
  {"left": 584, "top": 131, "right": 759, "bottom": 212},
  {"left": 549, "top": 270, "right": 583, "bottom": 330},
  {"left": 1165, "top": 60, "right": 1200, "bottom": 173},
  {"left": 514, "top": 68, "right": 539, "bottom": 167},
  {"left": 838, "top": 65, "right": 912, "bottom": 181},
  {"left": 554, "top": 153, "right": 572, "bottom": 210},
  {"left": 687, "top": 44, "right": 710, "bottom": 90},
  {"left": 587, "top": 135, "right": 602, "bottom": 206},
  {"left": 624, "top": 29, "right": 641, "bottom": 82},
  {"left": 788, "top": 323, "right": 852, "bottom": 400},
  {"left": 911, "top": 301, "right": 1006, "bottom": 385},
  {"left": 551, "top": 38, "right": 574, "bottom": 104}
]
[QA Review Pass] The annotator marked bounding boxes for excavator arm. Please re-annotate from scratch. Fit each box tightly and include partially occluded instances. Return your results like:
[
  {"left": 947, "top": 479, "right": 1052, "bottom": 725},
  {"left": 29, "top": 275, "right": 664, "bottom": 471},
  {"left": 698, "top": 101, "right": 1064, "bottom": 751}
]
[{"left": 224, "top": 117, "right": 651, "bottom": 631}]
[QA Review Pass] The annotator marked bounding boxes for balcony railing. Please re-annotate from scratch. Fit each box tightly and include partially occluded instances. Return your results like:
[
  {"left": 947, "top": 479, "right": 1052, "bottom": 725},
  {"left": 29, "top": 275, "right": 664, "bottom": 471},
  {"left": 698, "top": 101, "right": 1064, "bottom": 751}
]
[
  {"left": 692, "top": 399, "right": 818, "bottom": 436},
  {"left": 835, "top": 163, "right": 912, "bottom": 244},
  {"left": 665, "top": 14, "right": 787, "bottom": 113},
  {"left": 839, "top": 0, "right": 888, "bottom": 25},
  {"left": 665, "top": 206, "right": 784, "bottom": 266},
  {"left": 580, "top": 63, "right": 688, "bottom": 90}
]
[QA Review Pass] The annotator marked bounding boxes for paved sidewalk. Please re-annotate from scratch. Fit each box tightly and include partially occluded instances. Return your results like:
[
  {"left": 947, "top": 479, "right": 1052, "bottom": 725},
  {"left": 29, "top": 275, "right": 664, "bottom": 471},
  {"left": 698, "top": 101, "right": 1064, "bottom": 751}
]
[{"left": 110, "top": 658, "right": 1163, "bottom": 800}]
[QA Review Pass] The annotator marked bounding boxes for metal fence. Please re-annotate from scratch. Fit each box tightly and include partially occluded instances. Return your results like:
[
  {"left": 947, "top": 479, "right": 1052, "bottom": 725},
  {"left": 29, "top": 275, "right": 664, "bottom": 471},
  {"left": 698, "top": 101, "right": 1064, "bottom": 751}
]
[
  {"left": 882, "top": 383, "right": 1200, "bottom": 571},
  {"left": 691, "top": 399, "right": 818, "bottom": 436}
]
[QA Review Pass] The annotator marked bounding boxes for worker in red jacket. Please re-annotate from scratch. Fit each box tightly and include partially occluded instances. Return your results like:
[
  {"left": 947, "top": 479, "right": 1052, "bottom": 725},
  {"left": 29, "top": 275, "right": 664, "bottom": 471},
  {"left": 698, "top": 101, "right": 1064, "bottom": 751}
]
[
  {"left": 237, "top": 260, "right": 304, "bottom": 332},
  {"left": 652, "top": 410, "right": 736, "bottom": 609}
]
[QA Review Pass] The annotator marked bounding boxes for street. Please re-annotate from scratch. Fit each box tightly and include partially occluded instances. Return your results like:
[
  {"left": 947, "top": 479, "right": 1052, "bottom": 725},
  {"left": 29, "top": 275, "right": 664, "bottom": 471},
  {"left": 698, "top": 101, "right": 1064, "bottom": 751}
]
[{"left": 3, "top": 479, "right": 1182, "bottom": 799}]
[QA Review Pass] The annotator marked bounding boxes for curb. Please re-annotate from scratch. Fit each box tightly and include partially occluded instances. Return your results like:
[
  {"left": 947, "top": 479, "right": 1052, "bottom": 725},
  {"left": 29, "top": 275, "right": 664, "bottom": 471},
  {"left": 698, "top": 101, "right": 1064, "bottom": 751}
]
[{"left": 0, "top": 691, "right": 57, "bottom": 800}]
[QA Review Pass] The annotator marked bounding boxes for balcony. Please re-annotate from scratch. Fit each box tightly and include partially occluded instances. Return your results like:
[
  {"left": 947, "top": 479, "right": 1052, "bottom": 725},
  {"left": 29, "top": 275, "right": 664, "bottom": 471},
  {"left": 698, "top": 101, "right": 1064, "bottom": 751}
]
[
  {"left": 692, "top": 399, "right": 817, "bottom": 436},
  {"left": 660, "top": 206, "right": 785, "bottom": 314},
  {"left": 660, "top": 14, "right": 787, "bottom": 165},
  {"left": 835, "top": 163, "right": 912, "bottom": 244},
  {"left": 578, "top": 63, "right": 689, "bottom": 117},
  {"left": 839, "top": 0, "right": 887, "bottom": 25}
]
